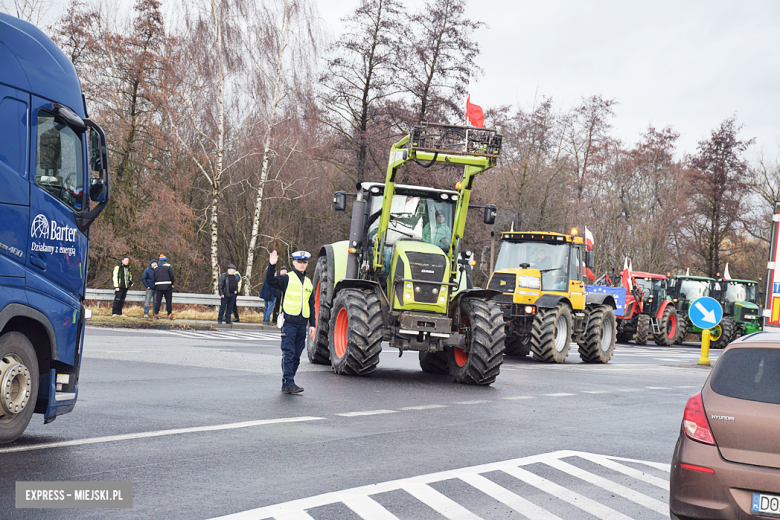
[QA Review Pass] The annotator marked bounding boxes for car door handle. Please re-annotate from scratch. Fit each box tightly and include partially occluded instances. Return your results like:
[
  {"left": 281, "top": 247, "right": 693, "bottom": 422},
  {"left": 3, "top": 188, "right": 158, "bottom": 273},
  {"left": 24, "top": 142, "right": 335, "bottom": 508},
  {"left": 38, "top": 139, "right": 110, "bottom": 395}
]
[{"left": 30, "top": 255, "right": 46, "bottom": 270}]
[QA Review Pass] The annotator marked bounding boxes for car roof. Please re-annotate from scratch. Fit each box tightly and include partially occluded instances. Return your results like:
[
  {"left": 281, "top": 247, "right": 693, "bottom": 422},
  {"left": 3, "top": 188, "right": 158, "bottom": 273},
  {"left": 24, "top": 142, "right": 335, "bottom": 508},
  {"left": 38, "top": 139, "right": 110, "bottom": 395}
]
[{"left": 727, "top": 331, "right": 780, "bottom": 347}]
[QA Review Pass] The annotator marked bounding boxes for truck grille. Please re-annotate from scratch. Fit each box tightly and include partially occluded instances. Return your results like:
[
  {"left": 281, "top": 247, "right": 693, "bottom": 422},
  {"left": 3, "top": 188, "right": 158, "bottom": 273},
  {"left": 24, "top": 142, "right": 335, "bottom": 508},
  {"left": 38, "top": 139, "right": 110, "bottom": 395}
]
[
  {"left": 406, "top": 252, "right": 447, "bottom": 303},
  {"left": 488, "top": 273, "right": 515, "bottom": 292}
]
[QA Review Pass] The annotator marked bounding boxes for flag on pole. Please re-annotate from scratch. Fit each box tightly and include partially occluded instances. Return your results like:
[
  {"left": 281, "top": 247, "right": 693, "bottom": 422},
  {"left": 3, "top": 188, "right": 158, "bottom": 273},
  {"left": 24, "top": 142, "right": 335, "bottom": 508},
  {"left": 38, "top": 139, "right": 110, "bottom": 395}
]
[
  {"left": 621, "top": 257, "right": 632, "bottom": 291},
  {"left": 584, "top": 227, "right": 594, "bottom": 251},
  {"left": 724, "top": 263, "right": 731, "bottom": 280},
  {"left": 466, "top": 76, "right": 484, "bottom": 128}
]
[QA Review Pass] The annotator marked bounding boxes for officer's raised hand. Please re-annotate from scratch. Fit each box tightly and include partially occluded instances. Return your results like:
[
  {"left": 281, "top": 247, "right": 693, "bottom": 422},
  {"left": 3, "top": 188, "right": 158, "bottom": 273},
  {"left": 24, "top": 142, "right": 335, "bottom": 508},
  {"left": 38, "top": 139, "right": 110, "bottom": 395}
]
[{"left": 269, "top": 250, "right": 279, "bottom": 265}]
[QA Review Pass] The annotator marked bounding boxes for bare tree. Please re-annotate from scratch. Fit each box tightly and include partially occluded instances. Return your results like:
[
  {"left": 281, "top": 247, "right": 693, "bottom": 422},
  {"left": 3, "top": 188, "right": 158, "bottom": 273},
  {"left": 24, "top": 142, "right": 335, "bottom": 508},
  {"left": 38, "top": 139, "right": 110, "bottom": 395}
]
[{"left": 1, "top": 0, "right": 55, "bottom": 25}]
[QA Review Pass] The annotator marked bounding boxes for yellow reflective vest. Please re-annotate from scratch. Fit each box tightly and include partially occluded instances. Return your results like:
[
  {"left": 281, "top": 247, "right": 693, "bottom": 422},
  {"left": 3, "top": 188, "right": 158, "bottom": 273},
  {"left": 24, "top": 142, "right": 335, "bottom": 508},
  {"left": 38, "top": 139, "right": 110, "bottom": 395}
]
[{"left": 282, "top": 273, "right": 313, "bottom": 318}]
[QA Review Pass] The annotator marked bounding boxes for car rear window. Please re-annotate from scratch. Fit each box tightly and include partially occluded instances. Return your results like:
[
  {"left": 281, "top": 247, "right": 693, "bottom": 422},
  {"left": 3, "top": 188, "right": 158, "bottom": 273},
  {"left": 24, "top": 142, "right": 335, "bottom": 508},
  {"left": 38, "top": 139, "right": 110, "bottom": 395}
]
[{"left": 710, "top": 348, "right": 780, "bottom": 405}]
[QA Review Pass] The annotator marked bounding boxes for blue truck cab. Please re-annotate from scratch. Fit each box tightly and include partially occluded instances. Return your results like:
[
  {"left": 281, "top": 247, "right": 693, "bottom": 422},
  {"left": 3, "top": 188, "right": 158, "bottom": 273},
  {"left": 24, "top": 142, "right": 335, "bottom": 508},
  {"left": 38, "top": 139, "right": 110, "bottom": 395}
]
[{"left": 0, "top": 13, "right": 109, "bottom": 443}]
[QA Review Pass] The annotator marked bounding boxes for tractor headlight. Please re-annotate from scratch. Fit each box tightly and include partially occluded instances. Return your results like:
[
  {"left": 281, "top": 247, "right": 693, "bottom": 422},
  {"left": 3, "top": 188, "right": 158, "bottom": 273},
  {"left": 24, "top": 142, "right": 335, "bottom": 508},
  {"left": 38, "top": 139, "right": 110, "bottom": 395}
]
[{"left": 517, "top": 275, "right": 541, "bottom": 290}]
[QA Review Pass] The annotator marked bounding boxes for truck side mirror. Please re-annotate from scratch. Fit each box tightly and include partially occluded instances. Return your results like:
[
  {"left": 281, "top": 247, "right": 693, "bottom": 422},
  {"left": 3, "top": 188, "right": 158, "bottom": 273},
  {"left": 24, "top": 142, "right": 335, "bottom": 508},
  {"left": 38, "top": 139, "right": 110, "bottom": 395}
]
[
  {"left": 483, "top": 204, "right": 496, "bottom": 225},
  {"left": 89, "top": 178, "right": 105, "bottom": 202},
  {"left": 333, "top": 191, "right": 347, "bottom": 212},
  {"left": 585, "top": 250, "right": 595, "bottom": 269}
]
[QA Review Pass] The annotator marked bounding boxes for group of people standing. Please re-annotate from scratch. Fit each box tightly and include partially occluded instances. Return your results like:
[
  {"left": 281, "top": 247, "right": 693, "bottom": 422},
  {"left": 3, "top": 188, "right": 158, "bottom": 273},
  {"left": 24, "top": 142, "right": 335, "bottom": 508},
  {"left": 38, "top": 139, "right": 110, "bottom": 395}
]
[{"left": 112, "top": 254, "right": 174, "bottom": 319}]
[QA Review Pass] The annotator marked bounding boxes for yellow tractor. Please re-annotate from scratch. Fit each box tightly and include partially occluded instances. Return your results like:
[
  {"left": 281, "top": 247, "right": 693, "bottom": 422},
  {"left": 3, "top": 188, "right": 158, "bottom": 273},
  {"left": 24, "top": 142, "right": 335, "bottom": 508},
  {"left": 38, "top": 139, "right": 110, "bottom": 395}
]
[{"left": 486, "top": 229, "right": 618, "bottom": 363}]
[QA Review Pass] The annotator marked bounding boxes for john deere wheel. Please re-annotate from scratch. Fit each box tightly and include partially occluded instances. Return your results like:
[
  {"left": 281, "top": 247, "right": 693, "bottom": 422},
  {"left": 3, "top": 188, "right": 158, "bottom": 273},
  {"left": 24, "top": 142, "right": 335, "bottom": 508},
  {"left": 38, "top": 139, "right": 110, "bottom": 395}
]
[
  {"left": 653, "top": 306, "right": 679, "bottom": 346},
  {"left": 634, "top": 314, "right": 650, "bottom": 345},
  {"left": 504, "top": 333, "right": 531, "bottom": 357},
  {"left": 675, "top": 316, "right": 689, "bottom": 344},
  {"left": 710, "top": 317, "right": 736, "bottom": 350},
  {"left": 419, "top": 350, "right": 448, "bottom": 374},
  {"left": 0, "top": 332, "right": 39, "bottom": 444},
  {"left": 446, "top": 298, "right": 504, "bottom": 385},
  {"left": 530, "top": 303, "right": 572, "bottom": 363},
  {"left": 577, "top": 305, "right": 617, "bottom": 363},
  {"left": 328, "top": 289, "right": 382, "bottom": 375},
  {"left": 306, "top": 256, "right": 331, "bottom": 365}
]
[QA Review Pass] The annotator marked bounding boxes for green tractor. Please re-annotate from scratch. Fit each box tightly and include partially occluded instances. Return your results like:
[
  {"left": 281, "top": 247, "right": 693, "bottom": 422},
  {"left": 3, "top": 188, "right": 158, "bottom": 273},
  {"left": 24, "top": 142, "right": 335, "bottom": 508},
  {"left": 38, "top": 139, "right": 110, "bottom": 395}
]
[
  {"left": 667, "top": 275, "right": 731, "bottom": 347},
  {"left": 710, "top": 278, "right": 763, "bottom": 344},
  {"left": 306, "top": 123, "right": 506, "bottom": 385}
]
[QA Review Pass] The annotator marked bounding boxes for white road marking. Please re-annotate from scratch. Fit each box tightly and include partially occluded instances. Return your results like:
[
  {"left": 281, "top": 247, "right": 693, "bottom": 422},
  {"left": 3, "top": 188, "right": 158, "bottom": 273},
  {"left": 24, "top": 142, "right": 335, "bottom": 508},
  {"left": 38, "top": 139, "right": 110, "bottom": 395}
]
[
  {"left": 616, "top": 388, "right": 641, "bottom": 392},
  {"left": 453, "top": 400, "right": 490, "bottom": 405},
  {"left": 400, "top": 405, "right": 448, "bottom": 410},
  {"left": 165, "top": 330, "right": 281, "bottom": 341},
  {"left": 501, "top": 396, "right": 536, "bottom": 400},
  {"left": 208, "top": 450, "right": 669, "bottom": 520},
  {"left": 0, "top": 416, "right": 325, "bottom": 454},
  {"left": 545, "top": 393, "right": 576, "bottom": 397},
  {"left": 646, "top": 386, "right": 671, "bottom": 390},
  {"left": 675, "top": 385, "right": 699, "bottom": 389},
  {"left": 336, "top": 410, "right": 398, "bottom": 417},
  {"left": 580, "top": 391, "right": 610, "bottom": 394}
]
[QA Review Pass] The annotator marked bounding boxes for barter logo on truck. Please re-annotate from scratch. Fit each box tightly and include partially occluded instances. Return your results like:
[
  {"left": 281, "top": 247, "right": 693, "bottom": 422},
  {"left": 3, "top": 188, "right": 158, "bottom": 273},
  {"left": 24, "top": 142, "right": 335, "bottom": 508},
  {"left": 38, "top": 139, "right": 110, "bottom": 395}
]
[{"left": 31, "top": 214, "right": 77, "bottom": 242}]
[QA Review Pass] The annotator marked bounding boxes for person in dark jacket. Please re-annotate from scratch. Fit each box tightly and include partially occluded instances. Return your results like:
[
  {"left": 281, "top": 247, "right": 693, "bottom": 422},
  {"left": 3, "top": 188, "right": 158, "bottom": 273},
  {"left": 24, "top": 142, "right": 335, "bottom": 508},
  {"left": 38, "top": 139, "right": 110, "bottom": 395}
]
[
  {"left": 153, "top": 254, "right": 175, "bottom": 319},
  {"left": 142, "top": 260, "right": 158, "bottom": 318},
  {"left": 218, "top": 264, "right": 239, "bottom": 324},
  {"left": 259, "top": 267, "right": 281, "bottom": 325},
  {"left": 266, "top": 250, "right": 315, "bottom": 394},
  {"left": 231, "top": 271, "right": 245, "bottom": 323},
  {"left": 112, "top": 256, "right": 133, "bottom": 316}
]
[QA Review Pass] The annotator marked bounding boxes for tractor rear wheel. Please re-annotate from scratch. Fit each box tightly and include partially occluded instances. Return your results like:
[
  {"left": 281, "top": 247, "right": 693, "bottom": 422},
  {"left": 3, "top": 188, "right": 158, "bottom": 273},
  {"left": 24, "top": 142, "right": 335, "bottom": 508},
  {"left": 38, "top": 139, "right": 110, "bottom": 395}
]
[
  {"left": 634, "top": 314, "right": 650, "bottom": 345},
  {"left": 530, "top": 303, "right": 572, "bottom": 363},
  {"left": 504, "top": 333, "right": 531, "bottom": 357},
  {"left": 306, "top": 256, "right": 331, "bottom": 365},
  {"left": 0, "top": 332, "right": 39, "bottom": 444},
  {"left": 653, "top": 306, "right": 679, "bottom": 346},
  {"left": 710, "top": 316, "right": 736, "bottom": 350},
  {"left": 419, "top": 350, "right": 448, "bottom": 374},
  {"left": 675, "top": 316, "right": 689, "bottom": 344},
  {"left": 577, "top": 305, "right": 617, "bottom": 363},
  {"left": 328, "top": 289, "right": 383, "bottom": 375},
  {"left": 446, "top": 298, "right": 504, "bottom": 385}
]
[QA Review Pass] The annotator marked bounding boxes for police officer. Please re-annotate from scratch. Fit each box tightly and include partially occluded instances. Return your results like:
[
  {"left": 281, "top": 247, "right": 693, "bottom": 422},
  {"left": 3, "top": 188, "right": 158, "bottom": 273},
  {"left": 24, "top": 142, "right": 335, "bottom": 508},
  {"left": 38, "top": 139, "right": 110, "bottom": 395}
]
[{"left": 266, "top": 250, "right": 315, "bottom": 394}]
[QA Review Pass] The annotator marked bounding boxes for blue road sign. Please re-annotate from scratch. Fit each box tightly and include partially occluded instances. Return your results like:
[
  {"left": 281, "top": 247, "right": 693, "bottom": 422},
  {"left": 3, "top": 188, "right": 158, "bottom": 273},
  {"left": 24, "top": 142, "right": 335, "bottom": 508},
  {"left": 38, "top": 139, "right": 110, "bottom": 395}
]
[{"left": 689, "top": 296, "right": 723, "bottom": 330}]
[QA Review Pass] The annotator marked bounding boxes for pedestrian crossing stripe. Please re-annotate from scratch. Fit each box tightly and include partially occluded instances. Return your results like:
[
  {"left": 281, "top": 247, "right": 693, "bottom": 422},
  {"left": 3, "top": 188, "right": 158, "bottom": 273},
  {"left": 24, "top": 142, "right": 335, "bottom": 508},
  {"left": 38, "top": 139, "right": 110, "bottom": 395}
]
[
  {"left": 208, "top": 450, "right": 670, "bottom": 520},
  {"left": 165, "top": 330, "right": 281, "bottom": 341}
]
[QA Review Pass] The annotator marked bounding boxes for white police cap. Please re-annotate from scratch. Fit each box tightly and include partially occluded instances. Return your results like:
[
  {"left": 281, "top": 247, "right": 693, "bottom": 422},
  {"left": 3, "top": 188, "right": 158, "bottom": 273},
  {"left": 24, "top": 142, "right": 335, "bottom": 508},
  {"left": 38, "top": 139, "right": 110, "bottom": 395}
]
[{"left": 292, "top": 251, "right": 311, "bottom": 261}]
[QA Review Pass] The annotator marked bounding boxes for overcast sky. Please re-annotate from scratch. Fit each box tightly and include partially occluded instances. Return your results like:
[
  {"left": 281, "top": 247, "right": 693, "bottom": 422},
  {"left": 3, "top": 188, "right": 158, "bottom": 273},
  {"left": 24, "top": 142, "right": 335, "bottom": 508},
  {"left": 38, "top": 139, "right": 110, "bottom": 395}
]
[{"left": 11, "top": 0, "right": 779, "bottom": 160}]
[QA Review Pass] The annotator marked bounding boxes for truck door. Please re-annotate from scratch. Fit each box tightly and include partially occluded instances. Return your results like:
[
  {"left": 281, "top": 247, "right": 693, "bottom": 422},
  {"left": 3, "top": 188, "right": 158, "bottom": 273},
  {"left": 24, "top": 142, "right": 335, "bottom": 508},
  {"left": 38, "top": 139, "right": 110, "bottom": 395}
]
[
  {"left": 0, "top": 85, "right": 30, "bottom": 285},
  {"left": 26, "top": 97, "right": 89, "bottom": 309}
]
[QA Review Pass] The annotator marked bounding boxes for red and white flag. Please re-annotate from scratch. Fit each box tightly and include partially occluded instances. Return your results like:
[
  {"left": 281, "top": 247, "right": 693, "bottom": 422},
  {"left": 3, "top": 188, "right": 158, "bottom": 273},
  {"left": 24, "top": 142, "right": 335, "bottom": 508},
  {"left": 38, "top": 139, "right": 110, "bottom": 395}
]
[
  {"left": 584, "top": 227, "right": 594, "bottom": 251},
  {"left": 466, "top": 76, "right": 484, "bottom": 128}
]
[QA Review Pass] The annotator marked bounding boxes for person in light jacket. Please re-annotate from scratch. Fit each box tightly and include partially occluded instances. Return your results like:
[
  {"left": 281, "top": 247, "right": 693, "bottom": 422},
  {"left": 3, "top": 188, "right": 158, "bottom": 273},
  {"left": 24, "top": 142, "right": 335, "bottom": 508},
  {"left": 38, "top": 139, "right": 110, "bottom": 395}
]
[{"left": 112, "top": 256, "right": 133, "bottom": 316}]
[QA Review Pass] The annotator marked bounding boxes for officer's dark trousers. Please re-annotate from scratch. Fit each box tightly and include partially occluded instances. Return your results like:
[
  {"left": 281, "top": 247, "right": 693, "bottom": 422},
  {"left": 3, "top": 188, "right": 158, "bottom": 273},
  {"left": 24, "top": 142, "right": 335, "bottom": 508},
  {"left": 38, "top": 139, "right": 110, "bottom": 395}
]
[
  {"left": 280, "top": 320, "right": 307, "bottom": 388},
  {"left": 154, "top": 287, "right": 173, "bottom": 315},
  {"left": 112, "top": 288, "right": 128, "bottom": 315},
  {"left": 218, "top": 294, "right": 236, "bottom": 323}
]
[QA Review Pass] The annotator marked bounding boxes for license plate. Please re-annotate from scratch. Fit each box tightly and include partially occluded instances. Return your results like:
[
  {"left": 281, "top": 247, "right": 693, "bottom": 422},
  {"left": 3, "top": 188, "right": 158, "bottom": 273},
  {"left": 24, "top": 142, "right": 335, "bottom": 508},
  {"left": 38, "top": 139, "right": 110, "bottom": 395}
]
[
  {"left": 745, "top": 315, "right": 757, "bottom": 319},
  {"left": 753, "top": 493, "right": 780, "bottom": 517}
]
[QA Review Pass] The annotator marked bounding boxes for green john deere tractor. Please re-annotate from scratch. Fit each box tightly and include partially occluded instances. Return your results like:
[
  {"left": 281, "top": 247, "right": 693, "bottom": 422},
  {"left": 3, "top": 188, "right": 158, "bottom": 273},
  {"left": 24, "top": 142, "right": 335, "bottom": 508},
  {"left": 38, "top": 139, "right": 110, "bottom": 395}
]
[
  {"left": 667, "top": 275, "right": 731, "bottom": 347},
  {"left": 306, "top": 123, "right": 505, "bottom": 385},
  {"left": 709, "top": 278, "right": 763, "bottom": 345}
]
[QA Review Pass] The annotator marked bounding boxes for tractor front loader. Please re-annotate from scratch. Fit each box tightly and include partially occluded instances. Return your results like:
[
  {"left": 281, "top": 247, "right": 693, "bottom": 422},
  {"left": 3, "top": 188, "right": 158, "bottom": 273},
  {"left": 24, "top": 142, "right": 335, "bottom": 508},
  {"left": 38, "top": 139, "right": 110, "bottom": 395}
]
[
  {"left": 487, "top": 230, "right": 618, "bottom": 363},
  {"left": 307, "top": 123, "right": 505, "bottom": 385}
]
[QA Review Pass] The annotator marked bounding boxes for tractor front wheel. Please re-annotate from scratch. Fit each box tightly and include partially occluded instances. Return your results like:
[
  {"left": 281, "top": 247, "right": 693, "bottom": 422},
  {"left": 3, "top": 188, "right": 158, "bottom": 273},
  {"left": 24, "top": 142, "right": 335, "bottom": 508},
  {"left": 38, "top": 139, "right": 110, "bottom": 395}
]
[
  {"left": 530, "top": 303, "right": 572, "bottom": 363},
  {"left": 419, "top": 350, "right": 448, "bottom": 374},
  {"left": 446, "top": 298, "right": 504, "bottom": 385},
  {"left": 328, "top": 289, "right": 383, "bottom": 375},
  {"left": 653, "top": 306, "right": 679, "bottom": 346},
  {"left": 675, "top": 316, "right": 689, "bottom": 344},
  {"left": 577, "top": 305, "right": 617, "bottom": 363},
  {"left": 710, "top": 316, "right": 736, "bottom": 350},
  {"left": 504, "top": 333, "right": 531, "bottom": 357},
  {"left": 634, "top": 314, "right": 650, "bottom": 345},
  {"left": 306, "top": 256, "right": 331, "bottom": 365}
]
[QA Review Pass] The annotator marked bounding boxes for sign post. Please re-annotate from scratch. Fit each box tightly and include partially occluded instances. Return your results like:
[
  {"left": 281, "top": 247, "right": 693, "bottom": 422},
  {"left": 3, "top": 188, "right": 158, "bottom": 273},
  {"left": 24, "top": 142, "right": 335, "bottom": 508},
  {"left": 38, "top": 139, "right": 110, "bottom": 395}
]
[{"left": 689, "top": 296, "right": 723, "bottom": 366}]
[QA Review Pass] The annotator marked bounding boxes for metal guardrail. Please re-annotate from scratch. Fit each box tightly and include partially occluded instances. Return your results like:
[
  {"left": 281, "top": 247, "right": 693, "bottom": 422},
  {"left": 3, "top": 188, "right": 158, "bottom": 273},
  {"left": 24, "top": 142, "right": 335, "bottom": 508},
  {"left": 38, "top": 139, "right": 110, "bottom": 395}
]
[{"left": 85, "top": 289, "right": 264, "bottom": 308}]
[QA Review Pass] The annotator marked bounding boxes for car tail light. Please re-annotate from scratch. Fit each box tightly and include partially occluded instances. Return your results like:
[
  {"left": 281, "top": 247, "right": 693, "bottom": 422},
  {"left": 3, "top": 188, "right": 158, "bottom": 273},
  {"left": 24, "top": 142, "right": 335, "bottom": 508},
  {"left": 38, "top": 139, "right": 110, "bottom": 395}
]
[{"left": 682, "top": 392, "right": 716, "bottom": 445}]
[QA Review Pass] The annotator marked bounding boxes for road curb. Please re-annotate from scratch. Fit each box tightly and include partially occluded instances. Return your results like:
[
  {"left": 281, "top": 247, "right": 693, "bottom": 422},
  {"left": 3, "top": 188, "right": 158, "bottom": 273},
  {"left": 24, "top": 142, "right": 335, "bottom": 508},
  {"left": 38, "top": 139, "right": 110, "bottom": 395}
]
[{"left": 86, "top": 320, "right": 278, "bottom": 331}]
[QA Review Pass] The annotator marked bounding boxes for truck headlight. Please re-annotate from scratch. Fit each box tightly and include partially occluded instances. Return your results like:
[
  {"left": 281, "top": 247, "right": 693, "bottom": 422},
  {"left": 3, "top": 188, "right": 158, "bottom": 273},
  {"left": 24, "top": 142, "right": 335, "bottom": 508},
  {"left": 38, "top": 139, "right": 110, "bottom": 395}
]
[{"left": 517, "top": 275, "right": 541, "bottom": 290}]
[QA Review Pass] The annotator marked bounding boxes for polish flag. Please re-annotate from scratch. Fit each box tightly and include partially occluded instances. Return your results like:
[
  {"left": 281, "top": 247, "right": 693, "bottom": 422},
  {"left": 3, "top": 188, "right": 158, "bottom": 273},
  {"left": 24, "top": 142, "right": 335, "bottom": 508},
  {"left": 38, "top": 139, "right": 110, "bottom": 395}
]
[
  {"left": 723, "top": 263, "right": 731, "bottom": 280},
  {"left": 584, "top": 227, "right": 594, "bottom": 251},
  {"left": 466, "top": 76, "right": 485, "bottom": 128},
  {"left": 621, "top": 257, "right": 633, "bottom": 291}
]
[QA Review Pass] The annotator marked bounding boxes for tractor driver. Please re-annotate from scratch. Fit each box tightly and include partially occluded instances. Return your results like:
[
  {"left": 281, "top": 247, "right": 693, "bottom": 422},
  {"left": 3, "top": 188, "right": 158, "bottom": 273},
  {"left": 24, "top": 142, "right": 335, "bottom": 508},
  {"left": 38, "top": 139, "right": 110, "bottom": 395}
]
[
  {"left": 531, "top": 248, "right": 551, "bottom": 270},
  {"left": 266, "top": 250, "right": 316, "bottom": 395}
]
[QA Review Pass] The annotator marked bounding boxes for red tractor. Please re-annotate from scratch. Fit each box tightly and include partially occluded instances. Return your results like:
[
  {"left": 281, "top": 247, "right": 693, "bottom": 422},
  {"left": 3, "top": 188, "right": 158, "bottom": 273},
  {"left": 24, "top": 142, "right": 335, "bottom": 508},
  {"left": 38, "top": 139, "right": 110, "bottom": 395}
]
[{"left": 614, "top": 270, "right": 680, "bottom": 346}]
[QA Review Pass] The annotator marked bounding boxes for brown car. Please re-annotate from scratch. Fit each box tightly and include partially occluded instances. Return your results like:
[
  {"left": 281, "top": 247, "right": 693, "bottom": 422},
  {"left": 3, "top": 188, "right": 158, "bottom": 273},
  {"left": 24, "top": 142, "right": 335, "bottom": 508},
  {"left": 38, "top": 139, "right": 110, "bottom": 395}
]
[{"left": 670, "top": 332, "right": 780, "bottom": 519}]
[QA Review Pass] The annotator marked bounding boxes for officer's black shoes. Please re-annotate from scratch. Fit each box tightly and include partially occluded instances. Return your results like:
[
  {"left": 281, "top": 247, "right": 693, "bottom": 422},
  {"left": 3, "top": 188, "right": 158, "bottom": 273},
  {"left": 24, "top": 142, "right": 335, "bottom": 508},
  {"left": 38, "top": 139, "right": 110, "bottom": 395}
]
[{"left": 281, "top": 384, "right": 304, "bottom": 394}]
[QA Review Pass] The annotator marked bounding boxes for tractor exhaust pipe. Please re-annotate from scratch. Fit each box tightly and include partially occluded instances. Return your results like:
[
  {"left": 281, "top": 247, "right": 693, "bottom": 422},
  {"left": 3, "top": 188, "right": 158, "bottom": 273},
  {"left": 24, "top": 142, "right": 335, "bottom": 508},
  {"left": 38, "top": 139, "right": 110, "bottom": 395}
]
[{"left": 346, "top": 187, "right": 366, "bottom": 279}]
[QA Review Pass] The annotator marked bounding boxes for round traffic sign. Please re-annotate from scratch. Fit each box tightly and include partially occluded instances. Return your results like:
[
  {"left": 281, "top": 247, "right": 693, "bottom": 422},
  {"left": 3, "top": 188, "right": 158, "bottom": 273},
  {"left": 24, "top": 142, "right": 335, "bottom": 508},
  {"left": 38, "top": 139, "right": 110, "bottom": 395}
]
[{"left": 688, "top": 296, "right": 723, "bottom": 330}]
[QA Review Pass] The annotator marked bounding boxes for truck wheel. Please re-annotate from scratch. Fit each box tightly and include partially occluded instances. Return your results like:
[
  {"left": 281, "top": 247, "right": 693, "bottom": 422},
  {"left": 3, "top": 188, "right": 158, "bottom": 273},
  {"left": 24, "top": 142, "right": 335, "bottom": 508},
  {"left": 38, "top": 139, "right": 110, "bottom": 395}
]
[
  {"left": 578, "top": 305, "right": 616, "bottom": 363},
  {"left": 504, "top": 333, "right": 531, "bottom": 357},
  {"left": 447, "top": 298, "right": 504, "bottom": 385},
  {"left": 0, "top": 332, "right": 39, "bottom": 444},
  {"left": 419, "top": 350, "right": 448, "bottom": 374},
  {"left": 328, "top": 289, "right": 382, "bottom": 375},
  {"left": 306, "top": 256, "right": 331, "bottom": 365},
  {"left": 634, "top": 314, "right": 650, "bottom": 345},
  {"left": 675, "top": 316, "right": 689, "bottom": 344},
  {"left": 530, "top": 303, "right": 572, "bottom": 363},
  {"left": 653, "top": 306, "right": 679, "bottom": 346},
  {"left": 710, "top": 317, "right": 736, "bottom": 349}
]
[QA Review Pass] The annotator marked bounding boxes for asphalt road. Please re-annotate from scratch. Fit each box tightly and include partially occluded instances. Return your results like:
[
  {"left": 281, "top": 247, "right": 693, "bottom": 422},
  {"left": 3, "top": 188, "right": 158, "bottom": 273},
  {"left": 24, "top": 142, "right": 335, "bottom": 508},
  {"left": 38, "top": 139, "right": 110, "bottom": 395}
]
[{"left": 0, "top": 328, "right": 721, "bottom": 519}]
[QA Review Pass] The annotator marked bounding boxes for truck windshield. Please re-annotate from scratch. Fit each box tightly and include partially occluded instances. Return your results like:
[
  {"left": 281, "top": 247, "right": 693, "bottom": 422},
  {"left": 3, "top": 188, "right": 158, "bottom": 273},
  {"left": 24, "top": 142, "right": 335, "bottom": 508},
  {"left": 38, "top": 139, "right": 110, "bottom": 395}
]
[
  {"left": 495, "top": 241, "right": 570, "bottom": 291},
  {"left": 368, "top": 191, "right": 456, "bottom": 251},
  {"left": 678, "top": 279, "right": 710, "bottom": 301},
  {"left": 724, "top": 282, "right": 757, "bottom": 303}
]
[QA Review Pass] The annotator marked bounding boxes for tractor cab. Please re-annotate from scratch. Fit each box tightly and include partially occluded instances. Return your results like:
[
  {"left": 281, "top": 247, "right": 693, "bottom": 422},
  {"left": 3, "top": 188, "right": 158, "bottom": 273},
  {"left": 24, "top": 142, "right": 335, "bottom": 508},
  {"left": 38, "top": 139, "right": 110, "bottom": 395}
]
[
  {"left": 668, "top": 275, "right": 713, "bottom": 310},
  {"left": 630, "top": 272, "right": 668, "bottom": 317},
  {"left": 710, "top": 278, "right": 762, "bottom": 339}
]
